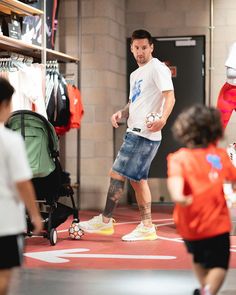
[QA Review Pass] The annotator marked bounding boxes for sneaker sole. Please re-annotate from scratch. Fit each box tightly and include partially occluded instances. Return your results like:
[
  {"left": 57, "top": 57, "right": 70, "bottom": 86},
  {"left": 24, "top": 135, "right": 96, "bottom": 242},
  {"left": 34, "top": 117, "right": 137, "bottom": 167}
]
[
  {"left": 121, "top": 234, "right": 158, "bottom": 242},
  {"left": 79, "top": 227, "right": 114, "bottom": 235}
]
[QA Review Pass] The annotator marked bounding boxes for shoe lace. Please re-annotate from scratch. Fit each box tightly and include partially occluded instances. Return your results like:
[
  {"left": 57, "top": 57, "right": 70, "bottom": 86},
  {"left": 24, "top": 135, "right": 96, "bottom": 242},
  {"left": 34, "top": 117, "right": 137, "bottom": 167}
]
[
  {"left": 89, "top": 215, "right": 102, "bottom": 224},
  {"left": 89, "top": 215, "right": 116, "bottom": 225},
  {"left": 132, "top": 223, "right": 145, "bottom": 233},
  {"left": 134, "top": 223, "right": 154, "bottom": 233}
]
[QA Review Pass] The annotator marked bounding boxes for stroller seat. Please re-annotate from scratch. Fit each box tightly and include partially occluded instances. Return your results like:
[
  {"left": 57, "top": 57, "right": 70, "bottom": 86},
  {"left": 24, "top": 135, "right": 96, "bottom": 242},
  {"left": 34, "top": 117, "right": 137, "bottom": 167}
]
[{"left": 6, "top": 110, "right": 80, "bottom": 245}]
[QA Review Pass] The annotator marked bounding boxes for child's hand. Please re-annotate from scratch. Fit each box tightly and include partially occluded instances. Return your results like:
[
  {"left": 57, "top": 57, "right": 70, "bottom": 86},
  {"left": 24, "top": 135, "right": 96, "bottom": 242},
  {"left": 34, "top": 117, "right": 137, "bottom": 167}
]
[
  {"left": 32, "top": 215, "right": 43, "bottom": 235},
  {"left": 177, "top": 195, "right": 193, "bottom": 206},
  {"left": 232, "top": 182, "right": 236, "bottom": 191}
]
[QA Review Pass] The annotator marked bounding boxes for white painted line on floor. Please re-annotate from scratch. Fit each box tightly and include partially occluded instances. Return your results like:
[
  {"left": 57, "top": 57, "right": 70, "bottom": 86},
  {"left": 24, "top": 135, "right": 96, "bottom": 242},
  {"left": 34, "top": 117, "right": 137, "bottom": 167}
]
[
  {"left": 24, "top": 248, "right": 176, "bottom": 263},
  {"left": 155, "top": 222, "right": 174, "bottom": 227},
  {"left": 156, "top": 235, "right": 183, "bottom": 243}
]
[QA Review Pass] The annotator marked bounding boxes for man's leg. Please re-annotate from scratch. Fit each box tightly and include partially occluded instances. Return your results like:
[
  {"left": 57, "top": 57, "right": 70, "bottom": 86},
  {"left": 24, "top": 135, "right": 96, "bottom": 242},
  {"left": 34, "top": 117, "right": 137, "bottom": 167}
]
[
  {"left": 0, "top": 269, "right": 12, "bottom": 295},
  {"left": 102, "top": 171, "right": 125, "bottom": 222},
  {"left": 130, "top": 179, "right": 152, "bottom": 227},
  {"left": 79, "top": 171, "right": 125, "bottom": 234},
  {"left": 121, "top": 179, "right": 157, "bottom": 241}
]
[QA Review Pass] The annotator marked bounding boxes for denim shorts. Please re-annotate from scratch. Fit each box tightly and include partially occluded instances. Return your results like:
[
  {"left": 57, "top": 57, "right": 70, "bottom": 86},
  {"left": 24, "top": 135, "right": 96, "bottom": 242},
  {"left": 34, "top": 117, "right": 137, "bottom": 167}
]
[{"left": 112, "top": 132, "right": 161, "bottom": 182}]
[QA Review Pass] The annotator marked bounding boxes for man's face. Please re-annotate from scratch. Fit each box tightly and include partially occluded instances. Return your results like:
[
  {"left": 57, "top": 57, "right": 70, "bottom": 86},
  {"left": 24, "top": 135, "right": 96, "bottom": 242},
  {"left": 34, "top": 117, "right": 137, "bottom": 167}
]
[{"left": 131, "top": 38, "right": 154, "bottom": 66}]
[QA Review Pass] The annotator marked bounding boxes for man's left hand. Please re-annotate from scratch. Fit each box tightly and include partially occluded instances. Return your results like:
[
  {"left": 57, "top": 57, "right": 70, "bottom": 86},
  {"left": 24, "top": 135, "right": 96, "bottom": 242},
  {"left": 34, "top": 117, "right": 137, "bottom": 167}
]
[{"left": 147, "top": 117, "right": 166, "bottom": 132}]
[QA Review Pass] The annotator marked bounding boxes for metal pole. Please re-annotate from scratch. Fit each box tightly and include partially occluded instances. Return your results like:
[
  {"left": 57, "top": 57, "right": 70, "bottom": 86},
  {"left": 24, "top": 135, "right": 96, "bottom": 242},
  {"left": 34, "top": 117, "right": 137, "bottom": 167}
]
[
  {"left": 41, "top": 0, "right": 46, "bottom": 66},
  {"left": 208, "top": 0, "right": 214, "bottom": 106},
  {"left": 76, "top": 0, "right": 82, "bottom": 209}
]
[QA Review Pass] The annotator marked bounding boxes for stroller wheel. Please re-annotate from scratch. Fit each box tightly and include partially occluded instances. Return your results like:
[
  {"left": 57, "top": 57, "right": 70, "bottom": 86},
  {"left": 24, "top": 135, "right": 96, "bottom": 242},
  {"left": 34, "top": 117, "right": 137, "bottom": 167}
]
[{"left": 49, "top": 228, "right": 57, "bottom": 245}]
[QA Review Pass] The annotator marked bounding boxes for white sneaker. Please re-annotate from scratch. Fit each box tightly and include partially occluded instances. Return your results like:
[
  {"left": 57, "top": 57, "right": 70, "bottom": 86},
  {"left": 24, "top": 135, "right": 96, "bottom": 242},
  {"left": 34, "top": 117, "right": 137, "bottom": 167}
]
[
  {"left": 79, "top": 214, "right": 114, "bottom": 235},
  {"left": 122, "top": 223, "right": 157, "bottom": 241}
]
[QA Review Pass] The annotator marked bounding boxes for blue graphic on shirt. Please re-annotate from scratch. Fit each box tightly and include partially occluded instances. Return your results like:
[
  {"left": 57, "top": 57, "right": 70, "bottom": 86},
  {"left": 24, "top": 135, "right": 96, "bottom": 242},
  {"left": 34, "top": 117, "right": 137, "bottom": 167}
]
[
  {"left": 206, "top": 154, "right": 222, "bottom": 170},
  {"left": 131, "top": 79, "right": 143, "bottom": 102}
]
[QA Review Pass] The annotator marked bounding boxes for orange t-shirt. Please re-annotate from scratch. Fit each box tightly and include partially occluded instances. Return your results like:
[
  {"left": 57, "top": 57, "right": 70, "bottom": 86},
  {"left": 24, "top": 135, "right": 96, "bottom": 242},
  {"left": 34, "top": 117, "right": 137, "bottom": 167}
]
[{"left": 167, "top": 144, "right": 236, "bottom": 240}]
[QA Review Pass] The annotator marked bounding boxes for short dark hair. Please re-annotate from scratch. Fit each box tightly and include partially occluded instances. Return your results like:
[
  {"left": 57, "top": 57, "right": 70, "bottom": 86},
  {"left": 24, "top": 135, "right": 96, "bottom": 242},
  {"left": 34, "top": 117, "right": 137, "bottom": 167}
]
[
  {"left": 172, "top": 104, "right": 223, "bottom": 147},
  {"left": 0, "top": 77, "right": 14, "bottom": 104},
  {"left": 131, "top": 29, "right": 153, "bottom": 45}
]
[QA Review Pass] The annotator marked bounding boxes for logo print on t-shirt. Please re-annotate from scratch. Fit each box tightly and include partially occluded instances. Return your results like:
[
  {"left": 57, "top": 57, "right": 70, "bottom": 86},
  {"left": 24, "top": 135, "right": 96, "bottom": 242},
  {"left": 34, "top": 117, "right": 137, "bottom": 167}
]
[
  {"left": 206, "top": 154, "right": 222, "bottom": 169},
  {"left": 131, "top": 79, "right": 143, "bottom": 102},
  {"left": 206, "top": 154, "right": 222, "bottom": 181}
]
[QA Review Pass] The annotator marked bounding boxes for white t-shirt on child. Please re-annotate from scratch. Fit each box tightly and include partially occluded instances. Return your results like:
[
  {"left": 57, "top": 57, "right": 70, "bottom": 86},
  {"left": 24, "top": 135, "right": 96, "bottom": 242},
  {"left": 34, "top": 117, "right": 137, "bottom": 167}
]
[{"left": 0, "top": 124, "right": 32, "bottom": 237}]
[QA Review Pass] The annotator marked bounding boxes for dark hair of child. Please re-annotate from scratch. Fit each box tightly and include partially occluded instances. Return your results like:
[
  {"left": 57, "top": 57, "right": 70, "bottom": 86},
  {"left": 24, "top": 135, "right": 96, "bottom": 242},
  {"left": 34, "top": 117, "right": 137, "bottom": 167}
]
[
  {"left": 0, "top": 77, "right": 15, "bottom": 104},
  {"left": 172, "top": 104, "right": 223, "bottom": 148}
]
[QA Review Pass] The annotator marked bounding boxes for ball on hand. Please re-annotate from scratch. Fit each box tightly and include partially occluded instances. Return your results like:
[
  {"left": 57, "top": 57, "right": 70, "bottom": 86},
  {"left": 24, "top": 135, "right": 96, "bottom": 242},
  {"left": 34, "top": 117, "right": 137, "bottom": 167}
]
[{"left": 145, "top": 112, "right": 161, "bottom": 127}]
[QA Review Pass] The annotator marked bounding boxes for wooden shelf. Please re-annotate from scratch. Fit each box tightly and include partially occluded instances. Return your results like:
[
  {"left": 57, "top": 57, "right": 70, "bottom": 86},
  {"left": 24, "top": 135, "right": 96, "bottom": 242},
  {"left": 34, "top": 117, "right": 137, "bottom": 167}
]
[
  {"left": 0, "top": 34, "right": 79, "bottom": 63},
  {"left": 46, "top": 48, "right": 79, "bottom": 63},
  {"left": 0, "top": 0, "right": 43, "bottom": 16},
  {"left": 0, "top": 34, "right": 42, "bottom": 58}
]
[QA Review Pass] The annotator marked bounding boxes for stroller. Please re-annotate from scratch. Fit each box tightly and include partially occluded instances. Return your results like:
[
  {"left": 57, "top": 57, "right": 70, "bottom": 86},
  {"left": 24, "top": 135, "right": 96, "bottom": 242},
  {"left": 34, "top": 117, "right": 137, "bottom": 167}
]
[{"left": 6, "top": 110, "right": 82, "bottom": 245}]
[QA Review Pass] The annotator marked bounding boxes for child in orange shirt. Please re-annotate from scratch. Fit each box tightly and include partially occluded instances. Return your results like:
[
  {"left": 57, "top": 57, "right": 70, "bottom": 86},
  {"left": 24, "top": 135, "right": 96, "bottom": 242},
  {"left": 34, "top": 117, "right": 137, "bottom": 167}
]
[{"left": 167, "top": 104, "right": 236, "bottom": 295}]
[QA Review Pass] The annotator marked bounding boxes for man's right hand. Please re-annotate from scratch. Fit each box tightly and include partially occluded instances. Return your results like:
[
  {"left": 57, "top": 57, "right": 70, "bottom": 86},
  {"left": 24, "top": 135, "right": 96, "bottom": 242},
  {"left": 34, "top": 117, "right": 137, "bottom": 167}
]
[{"left": 111, "top": 111, "right": 122, "bottom": 128}]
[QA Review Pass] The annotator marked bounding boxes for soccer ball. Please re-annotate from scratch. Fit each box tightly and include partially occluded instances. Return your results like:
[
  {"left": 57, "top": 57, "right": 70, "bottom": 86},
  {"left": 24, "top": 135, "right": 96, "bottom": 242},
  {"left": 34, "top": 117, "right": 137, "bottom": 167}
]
[
  {"left": 68, "top": 222, "right": 84, "bottom": 240},
  {"left": 227, "top": 143, "right": 236, "bottom": 167},
  {"left": 145, "top": 112, "right": 161, "bottom": 126}
]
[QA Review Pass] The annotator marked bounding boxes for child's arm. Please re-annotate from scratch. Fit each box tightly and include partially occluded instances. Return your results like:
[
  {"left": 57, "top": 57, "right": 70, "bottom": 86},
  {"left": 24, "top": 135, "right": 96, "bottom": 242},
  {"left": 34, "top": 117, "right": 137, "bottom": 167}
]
[
  {"left": 16, "top": 180, "right": 43, "bottom": 234},
  {"left": 167, "top": 176, "right": 192, "bottom": 206}
]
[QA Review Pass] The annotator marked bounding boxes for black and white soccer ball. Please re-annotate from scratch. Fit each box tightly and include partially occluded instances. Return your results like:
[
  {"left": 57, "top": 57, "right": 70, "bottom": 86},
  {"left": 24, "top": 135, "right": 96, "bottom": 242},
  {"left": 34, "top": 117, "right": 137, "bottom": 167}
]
[
  {"left": 227, "top": 142, "right": 236, "bottom": 166},
  {"left": 68, "top": 222, "right": 84, "bottom": 240},
  {"left": 145, "top": 112, "right": 161, "bottom": 126}
]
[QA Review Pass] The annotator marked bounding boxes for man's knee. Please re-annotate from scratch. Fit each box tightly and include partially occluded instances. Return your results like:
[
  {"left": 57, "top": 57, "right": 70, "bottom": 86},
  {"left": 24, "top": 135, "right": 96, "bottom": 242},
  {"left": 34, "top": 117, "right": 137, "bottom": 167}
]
[
  {"left": 130, "top": 179, "right": 148, "bottom": 190},
  {"left": 109, "top": 170, "right": 126, "bottom": 181}
]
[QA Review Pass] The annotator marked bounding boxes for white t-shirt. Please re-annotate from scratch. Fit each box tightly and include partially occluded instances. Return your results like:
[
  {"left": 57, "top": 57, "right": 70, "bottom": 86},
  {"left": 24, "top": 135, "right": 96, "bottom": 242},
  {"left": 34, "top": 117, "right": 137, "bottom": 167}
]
[
  {"left": 127, "top": 58, "right": 174, "bottom": 141},
  {"left": 225, "top": 42, "right": 236, "bottom": 85},
  {"left": 0, "top": 124, "right": 32, "bottom": 237},
  {"left": 9, "top": 64, "right": 47, "bottom": 119}
]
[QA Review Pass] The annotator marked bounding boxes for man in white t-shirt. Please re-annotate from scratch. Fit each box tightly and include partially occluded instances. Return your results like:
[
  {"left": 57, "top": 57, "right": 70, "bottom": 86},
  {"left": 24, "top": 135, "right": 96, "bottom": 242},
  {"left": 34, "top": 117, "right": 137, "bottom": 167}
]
[
  {"left": 0, "top": 77, "right": 42, "bottom": 295},
  {"left": 79, "top": 29, "right": 175, "bottom": 241},
  {"left": 217, "top": 41, "right": 236, "bottom": 128}
]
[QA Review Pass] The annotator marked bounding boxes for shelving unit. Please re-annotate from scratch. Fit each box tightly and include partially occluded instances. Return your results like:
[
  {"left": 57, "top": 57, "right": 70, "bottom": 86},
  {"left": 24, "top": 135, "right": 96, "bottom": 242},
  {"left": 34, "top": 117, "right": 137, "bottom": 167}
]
[
  {"left": 46, "top": 48, "right": 79, "bottom": 63},
  {"left": 0, "top": 34, "right": 42, "bottom": 57},
  {"left": 0, "top": 0, "right": 43, "bottom": 16},
  {"left": 0, "top": 0, "right": 80, "bottom": 184},
  {"left": 0, "top": 0, "right": 80, "bottom": 63},
  {"left": 0, "top": 34, "right": 80, "bottom": 62}
]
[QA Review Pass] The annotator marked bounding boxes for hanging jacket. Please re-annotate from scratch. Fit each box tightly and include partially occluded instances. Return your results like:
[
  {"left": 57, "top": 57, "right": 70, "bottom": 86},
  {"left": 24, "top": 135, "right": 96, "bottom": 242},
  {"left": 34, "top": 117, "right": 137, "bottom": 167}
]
[
  {"left": 55, "top": 84, "right": 84, "bottom": 135},
  {"left": 46, "top": 72, "right": 70, "bottom": 127}
]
